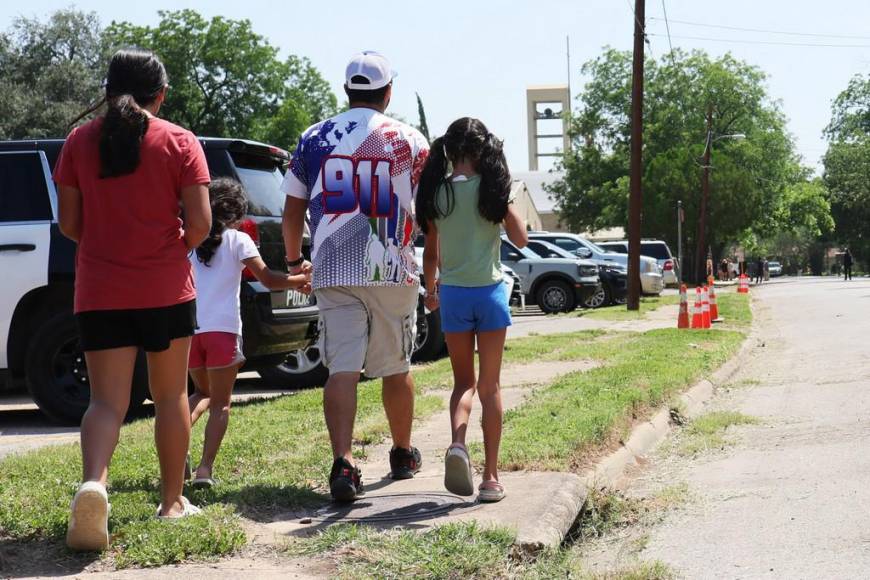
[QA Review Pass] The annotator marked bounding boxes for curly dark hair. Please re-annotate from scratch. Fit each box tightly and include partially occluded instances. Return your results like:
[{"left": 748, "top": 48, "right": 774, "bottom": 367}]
[
  {"left": 195, "top": 178, "right": 249, "bottom": 266},
  {"left": 415, "top": 117, "right": 511, "bottom": 233}
]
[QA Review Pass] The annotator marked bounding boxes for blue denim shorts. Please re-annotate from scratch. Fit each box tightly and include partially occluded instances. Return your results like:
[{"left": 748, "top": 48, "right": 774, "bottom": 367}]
[{"left": 439, "top": 282, "right": 512, "bottom": 333}]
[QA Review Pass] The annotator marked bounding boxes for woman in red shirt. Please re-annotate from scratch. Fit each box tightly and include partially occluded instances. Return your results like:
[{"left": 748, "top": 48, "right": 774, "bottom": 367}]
[{"left": 54, "top": 48, "right": 212, "bottom": 550}]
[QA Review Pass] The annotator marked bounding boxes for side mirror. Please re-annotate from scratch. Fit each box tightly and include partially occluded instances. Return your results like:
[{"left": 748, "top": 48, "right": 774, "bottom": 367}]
[
  {"left": 578, "top": 248, "right": 593, "bottom": 259},
  {"left": 507, "top": 251, "right": 522, "bottom": 261}
]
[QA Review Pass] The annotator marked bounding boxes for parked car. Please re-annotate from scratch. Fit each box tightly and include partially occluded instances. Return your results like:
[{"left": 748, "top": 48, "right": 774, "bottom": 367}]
[
  {"left": 598, "top": 239, "right": 679, "bottom": 287},
  {"left": 500, "top": 238, "right": 600, "bottom": 314},
  {"left": 527, "top": 239, "right": 627, "bottom": 308},
  {"left": 0, "top": 138, "right": 319, "bottom": 423},
  {"left": 768, "top": 261, "right": 783, "bottom": 277},
  {"left": 528, "top": 232, "right": 664, "bottom": 295}
]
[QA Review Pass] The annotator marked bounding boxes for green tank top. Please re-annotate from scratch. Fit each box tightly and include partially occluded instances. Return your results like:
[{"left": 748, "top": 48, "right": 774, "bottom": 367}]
[{"left": 434, "top": 176, "right": 503, "bottom": 287}]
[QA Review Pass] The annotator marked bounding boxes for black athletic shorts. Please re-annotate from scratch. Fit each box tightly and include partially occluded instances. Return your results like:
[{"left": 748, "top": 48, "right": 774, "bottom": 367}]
[{"left": 76, "top": 300, "right": 197, "bottom": 352}]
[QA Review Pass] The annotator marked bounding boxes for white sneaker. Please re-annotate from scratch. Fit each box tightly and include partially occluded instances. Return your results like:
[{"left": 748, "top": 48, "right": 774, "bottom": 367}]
[
  {"left": 157, "top": 496, "right": 202, "bottom": 519},
  {"left": 66, "top": 481, "right": 110, "bottom": 551}
]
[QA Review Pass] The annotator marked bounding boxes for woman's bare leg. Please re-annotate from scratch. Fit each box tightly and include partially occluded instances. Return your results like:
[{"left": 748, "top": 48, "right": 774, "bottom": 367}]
[
  {"left": 476, "top": 329, "right": 507, "bottom": 482},
  {"left": 196, "top": 365, "right": 239, "bottom": 479},
  {"left": 147, "top": 336, "right": 192, "bottom": 516},
  {"left": 444, "top": 331, "right": 477, "bottom": 447}
]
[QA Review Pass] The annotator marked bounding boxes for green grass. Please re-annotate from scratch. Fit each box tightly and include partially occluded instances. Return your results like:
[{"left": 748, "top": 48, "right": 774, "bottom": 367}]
[
  {"left": 0, "top": 383, "right": 442, "bottom": 567},
  {"left": 292, "top": 519, "right": 677, "bottom": 580},
  {"left": 581, "top": 294, "right": 681, "bottom": 321},
  {"left": 676, "top": 411, "right": 758, "bottom": 456},
  {"left": 715, "top": 292, "right": 752, "bottom": 328},
  {"left": 289, "top": 522, "right": 516, "bottom": 579},
  {"left": 492, "top": 327, "right": 746, "bottom": 470},
  {"left": 413, "top": 329, "right": 607, "bottom": 389}
]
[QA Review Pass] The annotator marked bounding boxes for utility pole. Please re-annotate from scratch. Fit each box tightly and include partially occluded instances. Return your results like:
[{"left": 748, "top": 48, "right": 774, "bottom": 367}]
[
  {"left": 695, "top": 105, "right": 713, "bottom": 284},
  {"left": 627, "top": 0, "right": 645, "bottom": 310}
]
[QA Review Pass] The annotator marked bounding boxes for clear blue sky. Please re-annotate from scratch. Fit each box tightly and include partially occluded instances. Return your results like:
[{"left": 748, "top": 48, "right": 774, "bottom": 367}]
[{"left": 3, "top": 0, "right": 868, "bottom": 173}]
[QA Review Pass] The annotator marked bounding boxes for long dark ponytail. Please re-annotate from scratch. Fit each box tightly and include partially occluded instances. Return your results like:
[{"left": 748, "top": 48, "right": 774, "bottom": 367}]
[
  {"left": 416, "top": 117, "right": 511, "bottom": 233},
  {"left": 69, "top": 48, "right": 168, "bottom": 178},
  {"left": 196, "top": 178, "right": 250, "bottom": 267}
]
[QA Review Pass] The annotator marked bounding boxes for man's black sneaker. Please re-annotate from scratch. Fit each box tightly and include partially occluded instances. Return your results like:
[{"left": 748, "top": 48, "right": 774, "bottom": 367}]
[
  {"left": 389, "top": 446, "right": 423, "bottom": 480},
  {"left": 329, "top": 457, "right": 364, "bottom": 502}
]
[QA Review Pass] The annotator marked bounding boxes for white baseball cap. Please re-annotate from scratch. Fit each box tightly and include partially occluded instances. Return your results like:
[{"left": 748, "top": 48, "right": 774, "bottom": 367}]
[{"left": 345, "top": 51, "right": 397, "bottom": 91}]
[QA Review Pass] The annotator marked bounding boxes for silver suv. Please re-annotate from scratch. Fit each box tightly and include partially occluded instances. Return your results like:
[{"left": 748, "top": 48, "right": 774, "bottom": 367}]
[
  {"left": 500, "top": 238, "right": 600, "bottom": 314},
  {"left": 528, "top": 232, "right": 664, "bottom": 295}
]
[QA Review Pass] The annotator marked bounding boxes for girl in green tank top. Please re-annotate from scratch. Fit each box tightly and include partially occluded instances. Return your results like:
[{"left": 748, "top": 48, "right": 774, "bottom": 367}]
[{"left": 415, "top": 117, "right": 528, "bottom": 502}]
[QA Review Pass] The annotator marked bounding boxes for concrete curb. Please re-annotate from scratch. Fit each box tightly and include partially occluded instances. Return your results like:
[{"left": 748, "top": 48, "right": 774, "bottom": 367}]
[{"left": 515, "top": 317, "right": 758, "bottom": 552}]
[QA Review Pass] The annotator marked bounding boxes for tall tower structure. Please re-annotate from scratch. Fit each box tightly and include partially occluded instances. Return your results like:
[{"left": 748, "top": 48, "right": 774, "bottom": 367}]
[{"left": 526, "top": 85, "right": 570, "bottom": 171}]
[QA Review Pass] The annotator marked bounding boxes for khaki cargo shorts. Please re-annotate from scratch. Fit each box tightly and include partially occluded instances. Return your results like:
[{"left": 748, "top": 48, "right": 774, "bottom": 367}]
[{"left": 314, "top": 285, "right": 418, "bottom": 378}]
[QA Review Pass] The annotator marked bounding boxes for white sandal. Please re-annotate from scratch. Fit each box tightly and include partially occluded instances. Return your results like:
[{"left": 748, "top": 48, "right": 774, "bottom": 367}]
[
  {"left": 478, "top": 480, "right": 506, "bottom": 503},
  {"left": 157, "top": 496, "right": 202, "bottom": 519},
  {"left": 66, "top": 481, "right": 110, "bottom": 551},
  {"left": 444, "top": 444, "right": 475, "bottom": 497}
]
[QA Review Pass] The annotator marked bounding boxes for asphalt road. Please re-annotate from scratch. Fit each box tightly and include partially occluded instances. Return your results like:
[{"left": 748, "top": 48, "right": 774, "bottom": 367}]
[{"left": 635, "top": 276, "right": 870, "bottom": 578}]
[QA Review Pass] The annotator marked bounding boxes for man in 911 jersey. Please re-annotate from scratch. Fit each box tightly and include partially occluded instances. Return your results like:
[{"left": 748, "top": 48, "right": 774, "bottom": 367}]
[{"left": 281, "top": 51, "right": 429, "bottom": 501}]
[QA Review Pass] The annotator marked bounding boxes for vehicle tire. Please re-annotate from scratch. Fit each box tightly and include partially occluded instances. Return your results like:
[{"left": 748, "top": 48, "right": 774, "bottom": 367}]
[
  {"left": 412, "top": 307, "right": 445, "bottom": 362},
  {"left": 583, "top": 283, "right": 611, "bottom": 309},
  {"left": 258, "top": 343, "right": 329, "bottom": 389},
  {"left": 25, "top": 312, "right": 149, "bottom": 425},
  {"left": 536, "top": 279, "right": 576, "bottom": 314}
]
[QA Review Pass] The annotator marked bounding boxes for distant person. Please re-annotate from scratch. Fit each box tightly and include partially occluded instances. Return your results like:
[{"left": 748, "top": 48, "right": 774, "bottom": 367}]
[
  {"left": 844, "top": 248, "right": 854, "bottom": 281},
  {"left": 417, "top": 118, "right": 528, "bottom": 503},
  {"left": 56, "top": 49, "right": 212, "bottom": 550},
  {"left": 281, "top": 51, "right": 430, "bottom": 502},
  {"left": 755, "top": 257, "right": 765, "bottom": 284},
  {"left": 186, "top": 179, "right": 310, "bottom": 488}
]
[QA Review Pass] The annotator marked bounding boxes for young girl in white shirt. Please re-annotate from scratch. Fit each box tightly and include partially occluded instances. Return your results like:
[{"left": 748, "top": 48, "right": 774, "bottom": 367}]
[{"left": 187, "top": 178, "right": 310, "bottom": 487}]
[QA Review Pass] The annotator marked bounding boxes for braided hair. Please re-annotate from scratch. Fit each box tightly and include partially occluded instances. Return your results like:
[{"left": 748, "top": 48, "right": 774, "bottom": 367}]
[
  {"left": 195, "top": 178, "right": 249, "bottom": 266},
  {"left": 416, "top": 117, "right": 511, "bottom": 233}
]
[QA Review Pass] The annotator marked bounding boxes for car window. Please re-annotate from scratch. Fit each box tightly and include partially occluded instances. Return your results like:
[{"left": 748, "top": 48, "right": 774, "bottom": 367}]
[
  {"left": 551, "top": 237, "right": 581, "bottom": 252},
  {"left": 0, "top": 152, "right": 52, "bottom": 222},
  {"left": 230, "top": 153, "right": 286, "bottom": 217},
  {"left": 640, "top": 242, "right": 672, "bottom": 260}
]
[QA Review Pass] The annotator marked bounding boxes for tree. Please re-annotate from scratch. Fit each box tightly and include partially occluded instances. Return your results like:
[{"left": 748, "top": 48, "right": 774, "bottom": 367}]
[
  {"left": 103, "top": 9, "right": 336, "bottom": 149},
  {"left": 823, "top": 74, "right": 870, "bottom": 264},
  {"left": 549, "top": 48, "right": 808, "bottom": 278},
  {"left": 0, "top": 9, "right": 105, "bottom": 139}
]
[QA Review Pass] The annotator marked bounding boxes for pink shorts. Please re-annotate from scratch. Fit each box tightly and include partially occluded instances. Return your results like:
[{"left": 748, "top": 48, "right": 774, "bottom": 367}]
[{"left": 189, "top": 332, "right": 245, "bottom": 370}]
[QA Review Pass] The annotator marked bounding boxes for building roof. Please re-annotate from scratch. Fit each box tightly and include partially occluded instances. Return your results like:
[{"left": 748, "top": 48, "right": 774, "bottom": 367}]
[{"left": 512, "top": 171, "right": 564, "bottom": 214}]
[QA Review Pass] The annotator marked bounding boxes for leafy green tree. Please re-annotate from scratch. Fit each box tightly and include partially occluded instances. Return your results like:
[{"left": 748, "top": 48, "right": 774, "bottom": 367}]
[
  {"left": 103, "top": 9, "right": 336, "bottom": 149},
  {"left": 549, "top": 48, "right": 809, "bottom": 278},
  {"left": 416, "top": 92, "right": 431, "bottom": 142},
  {"left": 0, "top": 9, "right": 105, "bottom": 139},
  {"left": 823, "top": 74, "right": 870, "bottom": 263}
]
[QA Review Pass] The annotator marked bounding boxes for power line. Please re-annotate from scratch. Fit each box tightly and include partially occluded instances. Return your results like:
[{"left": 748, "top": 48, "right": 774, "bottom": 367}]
[
  {"left": 648, "top": 32, "right": 870, "bottom": 49},
  {"left": 659, "top": 0, "right": 678, "bottom": 69},
  {"left": 649, "top": 17, "right": 870, "bottom": 41}
]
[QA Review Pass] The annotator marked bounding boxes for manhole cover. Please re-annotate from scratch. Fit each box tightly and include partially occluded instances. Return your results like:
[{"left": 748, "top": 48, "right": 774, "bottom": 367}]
[{"left": 312, "top": 492, "right": 481, "bottom": 524}]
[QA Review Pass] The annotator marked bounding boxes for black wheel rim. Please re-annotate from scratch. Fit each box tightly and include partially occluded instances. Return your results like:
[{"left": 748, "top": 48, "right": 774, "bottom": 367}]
[
  {"left": 415, "top": 312, "right": 429, "bottom": 352},
  {"left": 52, "top": 338, "right": 90, "bottom": 408}
]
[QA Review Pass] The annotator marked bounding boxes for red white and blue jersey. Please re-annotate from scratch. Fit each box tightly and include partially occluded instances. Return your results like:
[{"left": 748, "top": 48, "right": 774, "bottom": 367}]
[{"left": 281, "top": 109, "right": 429, "bottom": 289}]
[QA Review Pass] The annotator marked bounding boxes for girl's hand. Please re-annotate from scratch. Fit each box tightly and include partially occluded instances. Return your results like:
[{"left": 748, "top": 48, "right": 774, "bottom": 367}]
[{"left": 424, "top": 292, "right": 440, "bottom": 312}]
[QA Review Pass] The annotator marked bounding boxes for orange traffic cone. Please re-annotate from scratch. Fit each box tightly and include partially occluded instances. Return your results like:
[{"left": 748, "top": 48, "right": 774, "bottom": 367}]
[
  {"left": 738, "top": 274, "right": 749, "bottom": 294},
  {"left": 677, "top": 284, "right": 690, "bottom": 329},
  {"left": 709, "top": 284, "right": 721, "bottom": 322},
  {"left": 707, "top": 275, "right": 715, "bottom": 288},
  {"left": 701, "top": 286, "right": 712, "bottom": 328},
  {"left": 691, "top": 287, "right": 704, "bottom": 329}
]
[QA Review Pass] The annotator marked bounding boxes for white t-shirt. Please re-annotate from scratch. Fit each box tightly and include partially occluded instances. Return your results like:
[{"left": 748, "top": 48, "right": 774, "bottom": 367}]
[{"left": 190, "top": 228, "right": 260, "bottom": 335}]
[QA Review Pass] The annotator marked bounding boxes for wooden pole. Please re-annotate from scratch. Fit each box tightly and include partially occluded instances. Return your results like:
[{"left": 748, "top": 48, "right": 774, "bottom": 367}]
[{"left": 627, "top": 0, "right": 645, "bottom": 310}]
